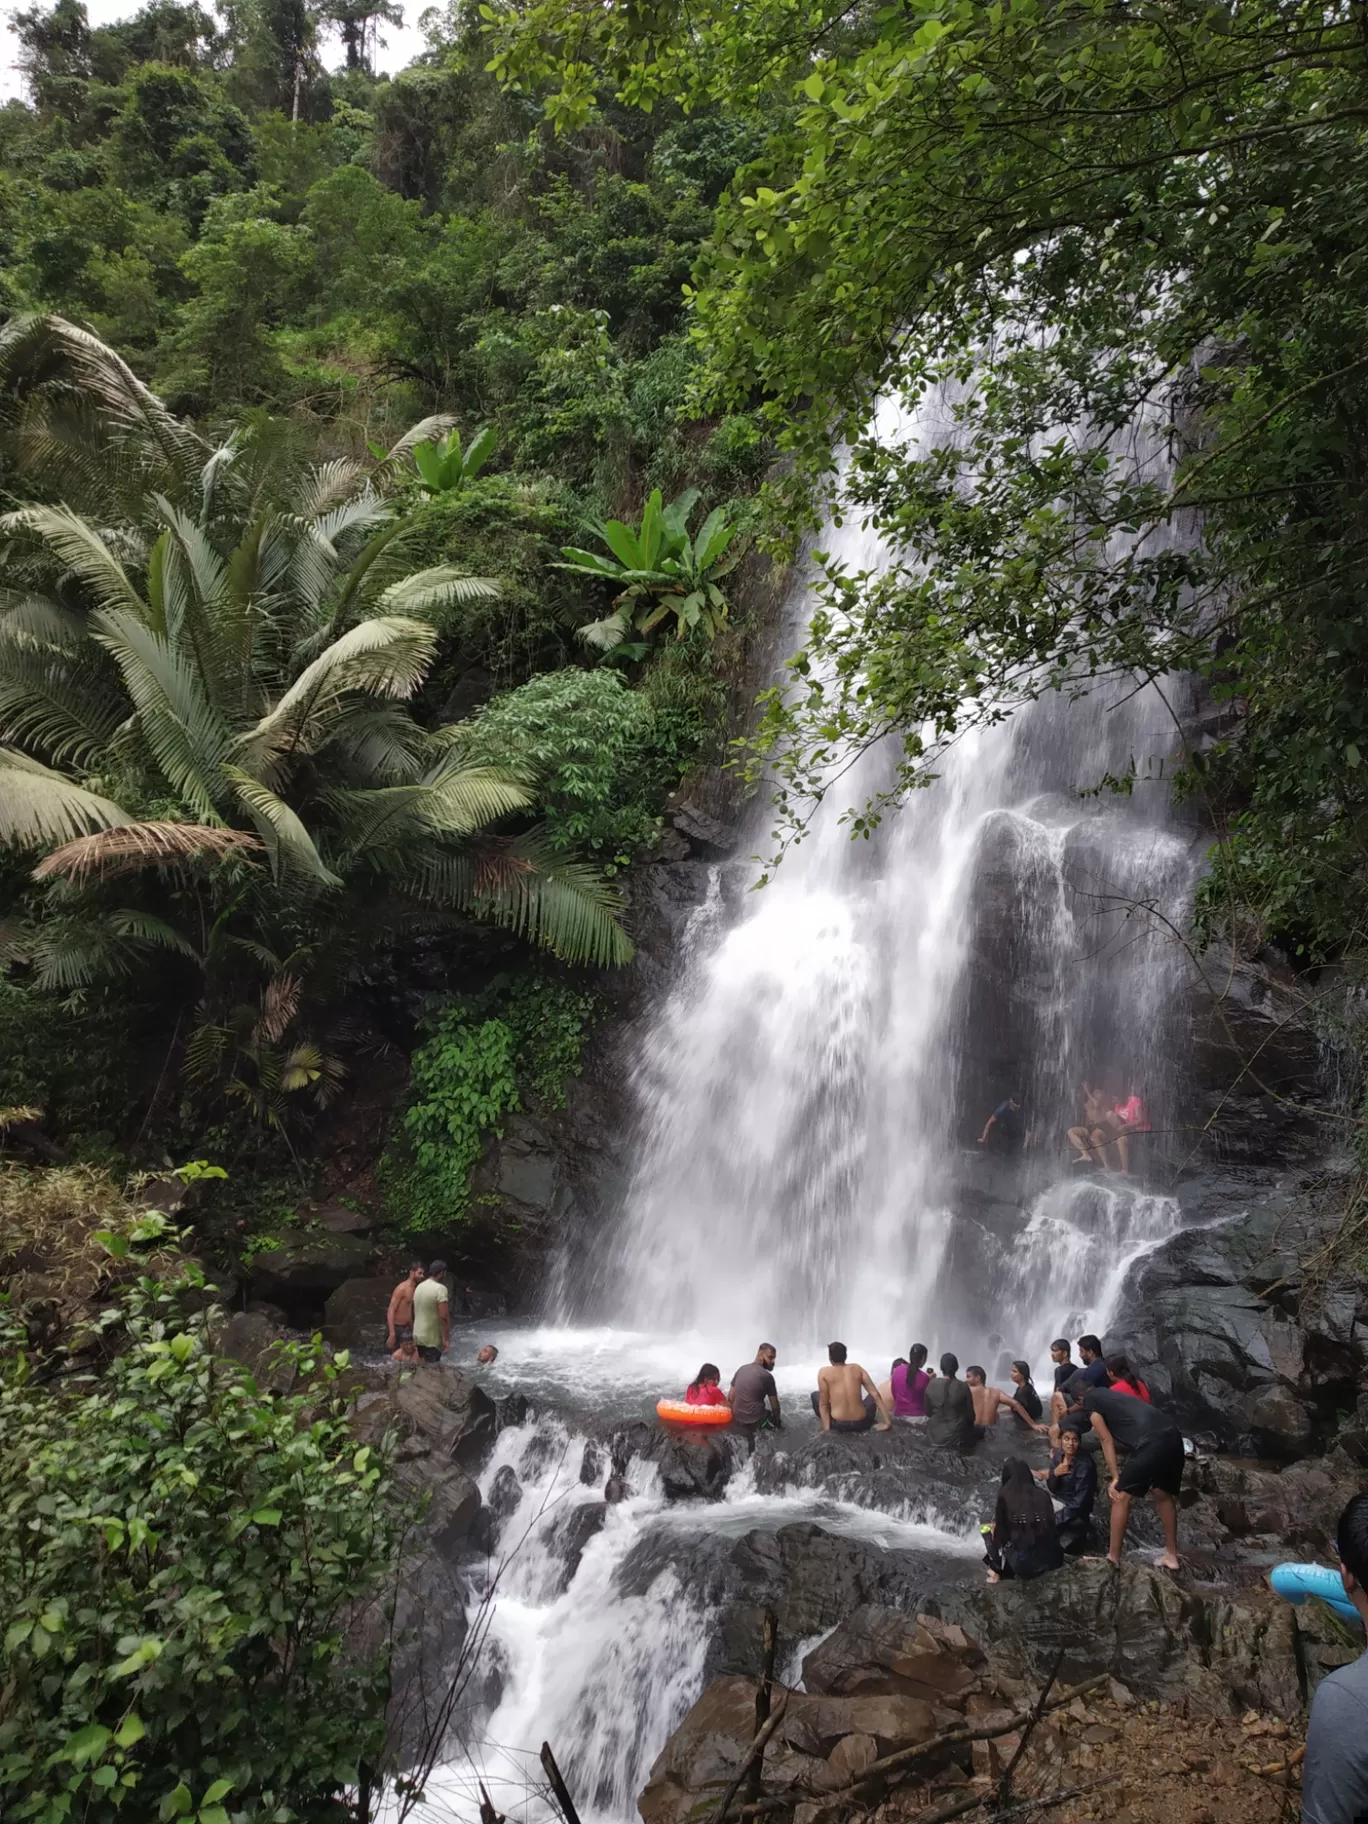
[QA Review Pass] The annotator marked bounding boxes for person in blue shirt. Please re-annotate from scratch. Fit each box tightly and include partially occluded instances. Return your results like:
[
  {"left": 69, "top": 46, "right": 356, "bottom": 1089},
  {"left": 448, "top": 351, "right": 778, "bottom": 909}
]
[
  {"left": 1039, "top": 1421, "right": 1098, "bottom": 1554},
  {"left": 1301, "top": 1491, "right": 1368, "bottom": 1824}
]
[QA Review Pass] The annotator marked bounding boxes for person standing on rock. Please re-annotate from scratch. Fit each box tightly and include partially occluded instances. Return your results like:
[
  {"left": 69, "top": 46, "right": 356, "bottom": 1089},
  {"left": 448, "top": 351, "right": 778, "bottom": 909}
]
[
  {"left": 386, "top": 1261, "right": 424, "bottom": 1355},
  {"left": 1302, "top": 1491, "right": 1368, "bottom": 1824},
  {"left": 924, "top": 1352, "right": 978, "bottom": 1450},
  {"left": 412, "top": 1258, "right": 451, "bottom": 1363},
  {"left": 1076, "top": 1385, "right": 1183, "bottom": 1569},
  {"left": 811, "top": 1341, "right": 893, "bottom": 1433},
  {"left": 728, "top": 1343, "right": 782, "bottom": 1439}
]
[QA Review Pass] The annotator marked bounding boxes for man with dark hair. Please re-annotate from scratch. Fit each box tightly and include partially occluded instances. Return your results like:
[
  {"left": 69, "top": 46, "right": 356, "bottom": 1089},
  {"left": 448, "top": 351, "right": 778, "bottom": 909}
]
[
  {"left": 1076, "top": 1385, "right": 1183, "bottom": 1568},
  {"left": 812, "top": 1341, "right": 892, "bottom": 1433},
  {"left": 412, "top": 1258, "right": 450, "bottom": 1363},
  {"left": 1076, "top": 1336, "right": 1108, "bottom": 1383},
  {"left": 925, "top": 1352, "right": 978, "bottom": 1450},
  {"left": 1302, "top": 1490, "right": 1368, "bottom": 1824},
  {"left": 1050, "top": 1339, "right": 1074, "bottom": 1388},
  {"left": 965, "top": 1364, "right": 1047, "bottom": 1433},
  {"left": 729, "top": 1343, "right": 783, "bottom": 1438},
  {"left": 386, "top": 1261, "right": 424, "bottom": 1355},
  {"left": 977, "top": 1095, "right": 1032, "bottom": 1154},
  {"left": 1054, "top": 1335, "right": 1109, "bottom": 1419}
]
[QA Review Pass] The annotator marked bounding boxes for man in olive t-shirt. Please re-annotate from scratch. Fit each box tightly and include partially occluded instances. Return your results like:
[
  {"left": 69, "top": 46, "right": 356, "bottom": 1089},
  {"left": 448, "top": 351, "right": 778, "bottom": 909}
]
[
  {"left": 412, "top": 1259, "right": 450, "bottom": 1362},
  {"left": 728, "top": 1343, "right": 782, "bottom": 1435}
]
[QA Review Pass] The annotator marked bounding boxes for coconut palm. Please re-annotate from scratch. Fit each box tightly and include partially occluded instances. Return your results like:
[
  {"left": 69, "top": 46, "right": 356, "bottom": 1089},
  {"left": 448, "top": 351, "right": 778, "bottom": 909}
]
[{"left": 0, "top": 328, "right": 633, "bottom": 987}]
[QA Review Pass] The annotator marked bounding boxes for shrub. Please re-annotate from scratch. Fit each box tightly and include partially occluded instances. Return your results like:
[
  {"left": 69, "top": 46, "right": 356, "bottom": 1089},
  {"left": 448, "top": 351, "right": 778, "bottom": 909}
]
[{"left": 0, "top": 1271, "right": 400, "bottom": 1824}]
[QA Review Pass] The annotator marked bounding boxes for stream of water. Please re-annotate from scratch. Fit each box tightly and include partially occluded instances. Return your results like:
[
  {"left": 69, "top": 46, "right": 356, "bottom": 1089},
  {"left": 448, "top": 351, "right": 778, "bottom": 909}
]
[{"left": 409, "top": 385, "right": 1204, "bottom": 1822}]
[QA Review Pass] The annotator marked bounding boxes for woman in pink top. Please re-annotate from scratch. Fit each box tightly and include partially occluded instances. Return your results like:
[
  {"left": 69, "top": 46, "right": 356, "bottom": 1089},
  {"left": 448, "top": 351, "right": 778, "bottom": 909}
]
[
  {"left": 891, "top": 1343, "right": 932, "bottom": 1418},
  {"left": 1107, "top": 1091, "right": 1151, "bottom": 1173}
]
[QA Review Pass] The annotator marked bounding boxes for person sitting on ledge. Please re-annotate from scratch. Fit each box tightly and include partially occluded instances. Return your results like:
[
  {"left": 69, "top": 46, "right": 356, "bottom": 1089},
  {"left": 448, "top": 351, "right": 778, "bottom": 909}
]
[
  {"left": 982, "top": 1457, "right": 1065, "bottom": 1583},
  {"left": 686, "top": 1363, "right": 729, "bottom": 1407},
  {"left": 890, "top": 1342, "right": 933, "bottom": 1418},
  {"left": 812, "top": 1341, "right": 893, "bottom": 1433},
  {"left": 1105, "top": 1352, "right": 1151, "bottom": 1402},
  {"left": 1051, "top": 1333, "right": 1109, "bottom": 1421},
  {"left": 924, "top": 1352, "right": 979, "bottom": 1450},
  {"left": 1009, "top": 1360, "right": 1044, "bottom": 1426},
  {"left": 1037, "top": 1420, "right": 1098, "bottom": 1555},
  {"left": 966, "top": 1364, "right": 1048, "bottom": 1435}
]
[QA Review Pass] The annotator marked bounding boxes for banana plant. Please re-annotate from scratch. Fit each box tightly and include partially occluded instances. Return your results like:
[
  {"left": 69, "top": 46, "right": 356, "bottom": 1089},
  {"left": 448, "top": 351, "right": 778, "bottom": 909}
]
[
  {"left": 409, "top": 423, "right": 497, "bottom": 495},
  {"left": 557, "top": 487, "right": 742, "bottom": 650}
]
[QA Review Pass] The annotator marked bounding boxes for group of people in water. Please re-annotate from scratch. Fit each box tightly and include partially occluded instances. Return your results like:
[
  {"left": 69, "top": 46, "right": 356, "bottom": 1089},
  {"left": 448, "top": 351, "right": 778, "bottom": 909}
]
[
  {"left": 976, "top": 1081, "right": 1152, "bottom": 1172},
  {"left": 677, "top": 1330, "right": 1184, "bottom": 1574}
]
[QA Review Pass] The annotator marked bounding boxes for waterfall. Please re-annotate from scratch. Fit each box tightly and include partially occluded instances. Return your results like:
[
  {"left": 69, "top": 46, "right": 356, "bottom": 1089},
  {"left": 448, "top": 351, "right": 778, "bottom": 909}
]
[
  {"left": 411, "top": 382, "right": 1207, "bottom": 1824},
  {"left": 600, "top": 384, "right": 1199, "bottom": 1368}
]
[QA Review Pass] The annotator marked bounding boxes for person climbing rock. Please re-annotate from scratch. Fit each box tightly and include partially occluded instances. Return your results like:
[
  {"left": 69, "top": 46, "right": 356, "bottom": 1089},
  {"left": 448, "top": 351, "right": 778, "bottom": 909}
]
[
  {"left": 977, "top": 1095, "right": 1031, "bottom": 1154},
  {"left": 1302, "top": 1491, "right": 1368, "bottom": 1824},
  {"left": 924, "top": 1352, "right": 978, "bottom": 1450},
  {"left": 811, "top": 1341, "right": 892, "bottom": 1432},
  {"left": 1076, "top": 1384, "right": 1184, "bottom": 1569}
]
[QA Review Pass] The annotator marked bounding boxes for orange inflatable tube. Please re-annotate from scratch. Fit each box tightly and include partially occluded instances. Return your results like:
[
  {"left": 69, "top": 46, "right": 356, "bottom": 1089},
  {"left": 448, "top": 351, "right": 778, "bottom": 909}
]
[{"left": 656, "top": 1398, "right": 732, "bottom": 1427}]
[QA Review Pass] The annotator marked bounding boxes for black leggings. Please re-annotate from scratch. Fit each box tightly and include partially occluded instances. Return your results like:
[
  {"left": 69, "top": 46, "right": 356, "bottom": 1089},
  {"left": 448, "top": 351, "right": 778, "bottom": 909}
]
[{"left": 811, "top": 1391, "right": 876, "bottom": 1431}]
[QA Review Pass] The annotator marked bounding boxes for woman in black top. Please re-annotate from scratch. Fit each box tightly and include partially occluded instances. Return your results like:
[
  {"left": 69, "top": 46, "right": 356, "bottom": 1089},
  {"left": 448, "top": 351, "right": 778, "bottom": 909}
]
[
  {"left": 983, "top": 1458, "right": 1065, "bottom": 1583},
  {"left": 1009, "top": 1361, "right": 1043, "bottom": 1426}
]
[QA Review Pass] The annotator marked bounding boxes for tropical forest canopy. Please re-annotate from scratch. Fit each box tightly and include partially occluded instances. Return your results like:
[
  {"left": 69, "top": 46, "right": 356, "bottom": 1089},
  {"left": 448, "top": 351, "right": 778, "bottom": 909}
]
[{"left": 4, "top": 0, "right": 1368, "bottom": 1193}]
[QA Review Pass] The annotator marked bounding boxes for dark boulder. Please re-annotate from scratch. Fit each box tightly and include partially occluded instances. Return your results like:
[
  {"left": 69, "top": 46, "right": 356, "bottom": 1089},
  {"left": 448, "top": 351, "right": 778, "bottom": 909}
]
[
  {"left": 751, "top": 1424, "right": 1002, "bottom": 1533},
  {"left": 802, "top": 1606, "right": 984, "bottom": 1706},
  {"left": 947, "top": 1559, "right": 1302, "bottom": 1716},
  {"left": 249, "top": 1228, "right": 375, "bottom": 1301},
  {"left": 322, "top": 1275, "right": 394, "bottom": 1348},
  {"left": 550, "top": 1501, "right": 608, "bottom": 1589},
  {"left": 211, "top": 1310, "right": 296, "bottom": 1393},
  {"left": 655, "top": 1430, "right": 738, "bottom": 1501}
]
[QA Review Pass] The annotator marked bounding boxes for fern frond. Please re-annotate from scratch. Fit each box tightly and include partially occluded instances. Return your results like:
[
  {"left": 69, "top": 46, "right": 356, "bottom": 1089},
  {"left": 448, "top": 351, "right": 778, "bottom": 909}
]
[{"left": 33, "top": 822, "right": 262, "bottom": 884}]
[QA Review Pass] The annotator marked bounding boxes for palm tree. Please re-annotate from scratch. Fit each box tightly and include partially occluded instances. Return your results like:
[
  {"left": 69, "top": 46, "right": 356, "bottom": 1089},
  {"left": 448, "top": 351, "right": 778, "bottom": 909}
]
[{"left": 0, "top": 318, "right": 633, "bottom": 1000}]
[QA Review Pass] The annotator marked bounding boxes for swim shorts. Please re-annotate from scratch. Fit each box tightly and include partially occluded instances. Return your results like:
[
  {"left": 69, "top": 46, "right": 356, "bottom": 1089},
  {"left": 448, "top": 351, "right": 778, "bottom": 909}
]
[
  {"left": 392, "top": 1323, "right": 413, "bottom": 1344},
  {"left": 1116, "top": 1433, "right": 1184, "bottom": 1498},
  {"left": 417, "top": 1344, "right": 442, "bottom": 1363}
]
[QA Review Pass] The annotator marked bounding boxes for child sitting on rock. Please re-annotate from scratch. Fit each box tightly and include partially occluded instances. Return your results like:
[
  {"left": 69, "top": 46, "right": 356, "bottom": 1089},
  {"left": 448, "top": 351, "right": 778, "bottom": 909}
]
[{"left": 686, "top": 1363, "right": 729, "bottom": 1406}]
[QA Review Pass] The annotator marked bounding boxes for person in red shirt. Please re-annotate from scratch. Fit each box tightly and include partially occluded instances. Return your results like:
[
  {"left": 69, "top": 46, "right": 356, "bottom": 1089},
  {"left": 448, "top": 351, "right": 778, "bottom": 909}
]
[
  {"left": 1105, "top": 1353, "right": 1152, "bottom": 1402},
  {"left": 686, "top": 1363, "right": 730, "bottom": 1407}
]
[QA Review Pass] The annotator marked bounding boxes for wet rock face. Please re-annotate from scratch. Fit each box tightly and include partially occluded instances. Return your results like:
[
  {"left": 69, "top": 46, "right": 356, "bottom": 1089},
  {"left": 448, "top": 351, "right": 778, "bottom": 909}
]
[
  {"left": 750, "top": 1426, "right": 1003, "bottom": 1534},
  {"left": 947, "top": 1559, "right": 1302, "bottom": 1717},
  {"left": 1113, "top": 1163, "right": 1368, "bottom": 1455},
  {"left": 321, "top": 1275, "right": 393, "bottom": 1348}
]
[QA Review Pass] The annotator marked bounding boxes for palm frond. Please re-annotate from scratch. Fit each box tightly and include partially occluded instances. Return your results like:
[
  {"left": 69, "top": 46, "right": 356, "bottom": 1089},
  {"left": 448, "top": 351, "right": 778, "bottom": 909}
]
[
  {"left": 255, "top": 973, "right": 302, "bottom": 1045},
  {"left": 33, "top": 821, "right": 262, "bottom": 884},
  {"left": 383, "top": 414, "right": 458, "bottom": 469},
  {"left": 224, "top": 765, "right": 342, "bottom": 888},
  {"left": 91, "top": 608, "right": 231, "bottom": 821},
  {"left": 297, "top": 459, "right": 371, "bottom": 521},
  {"left": 0, "top": 592, "right": 88, "bottom": 650},
  {"left": 234, "top": 616, "right": 438, "bottom": 771},
  {"left": 0, "top": 645, "right": 127, "bottom": 768},
  {"left": 0, "top": 748, "right": 130, "bottom": 847},
  {"left": 324, "top": 703, "right": 424, "bottom": 784},
  {"left": 311, "top": 493, "right": 392, "bottom": 556},
  {"left": 0, "top": 505, "right": 148, "bottom": 620},
  {"left": 373, "top": 566, "right": 502, "bottom": 625},
  {"left": 411, "top": 829, "right": 633, "bottom": 966}
]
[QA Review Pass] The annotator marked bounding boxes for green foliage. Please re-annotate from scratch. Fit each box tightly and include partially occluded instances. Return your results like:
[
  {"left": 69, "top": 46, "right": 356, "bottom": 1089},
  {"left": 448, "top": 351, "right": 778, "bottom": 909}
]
[
  {"left": 465, "top": 669, "right": 662, "bottom": 868},
  {"left": 491, "top": 0, "right": 1368, "bottom": 965},
  {"left": 381, "top": 970, "right": 599, "bottom": 1232},
  {"left": 408, "top": 423, "right": 497, "bottom": 497},
  {"left": 0, "top": 1274, "right": 400, "bottom": 1824},
  {"left": 559, "top": 487, "right": 741, "bottom": 650}
]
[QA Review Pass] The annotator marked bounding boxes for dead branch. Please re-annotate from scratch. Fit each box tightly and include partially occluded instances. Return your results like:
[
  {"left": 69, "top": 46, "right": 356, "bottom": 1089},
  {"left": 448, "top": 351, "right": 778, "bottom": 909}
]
[
  {"left": 722, "top": 1676, "right": 1108, "bottom": 1819},
  {"left": 996, "top": 1647, "right": 1065, "bottom": 1810},
  {"left": 706, "top": 1693, "right": 791, "bottom": 1824}
]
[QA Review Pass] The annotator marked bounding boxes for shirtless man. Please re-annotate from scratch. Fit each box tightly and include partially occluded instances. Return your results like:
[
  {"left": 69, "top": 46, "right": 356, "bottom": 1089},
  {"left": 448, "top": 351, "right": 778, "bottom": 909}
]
[
  {"left": 1067, "top": 1081, "right": 1112, "bottom": 1166},
  {"left": 811, "top": 1341, "right": 892, "bottom": 1433},
  {"left": 386, "top": 1261, "right": 424, "bottom": 1354},
  {"left": 965, "top": 1365, "right": 1046, "bottom": 1434}
]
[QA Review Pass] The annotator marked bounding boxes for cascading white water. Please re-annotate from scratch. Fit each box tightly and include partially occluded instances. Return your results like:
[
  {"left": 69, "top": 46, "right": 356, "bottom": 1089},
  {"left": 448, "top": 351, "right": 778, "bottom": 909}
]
[
  {"left": 415, "top": 383, "right": 1208, "bottom": 1824},
  {"left": 602, "top": 384, "right": 1199, "bottom": 1368}
]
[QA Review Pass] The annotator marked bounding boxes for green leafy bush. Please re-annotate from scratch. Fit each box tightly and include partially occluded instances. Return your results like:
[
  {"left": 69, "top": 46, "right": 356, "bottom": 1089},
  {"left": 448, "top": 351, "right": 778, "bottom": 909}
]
[
  {"left": 0, "top": 1274, "right": 400, "bottom": 1824},
  {"left": 465, "top": 669, "right": 662, "bottom": 868},
  {"left": 380, "top": 973, "right": 599, "bottom": 1232}
]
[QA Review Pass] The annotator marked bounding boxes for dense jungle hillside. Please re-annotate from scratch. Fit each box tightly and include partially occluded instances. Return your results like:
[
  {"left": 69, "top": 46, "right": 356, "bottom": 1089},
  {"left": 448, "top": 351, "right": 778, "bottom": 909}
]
[
  {"left": 0, "top": 0, "right": 778, "bottom": 1269},
  {"left": 6, "top": 1, "right": 1368, "bottom": 1820}
]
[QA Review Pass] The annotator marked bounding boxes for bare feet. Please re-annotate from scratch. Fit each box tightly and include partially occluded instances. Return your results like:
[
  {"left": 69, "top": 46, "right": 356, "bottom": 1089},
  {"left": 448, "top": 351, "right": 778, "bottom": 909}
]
[
  {"left": 986, "top": 1570, "right": 1000, "bottom": 1584},
  {"left": 1157, "top": 1554, "right": 1180, "bottom": 1572}
]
